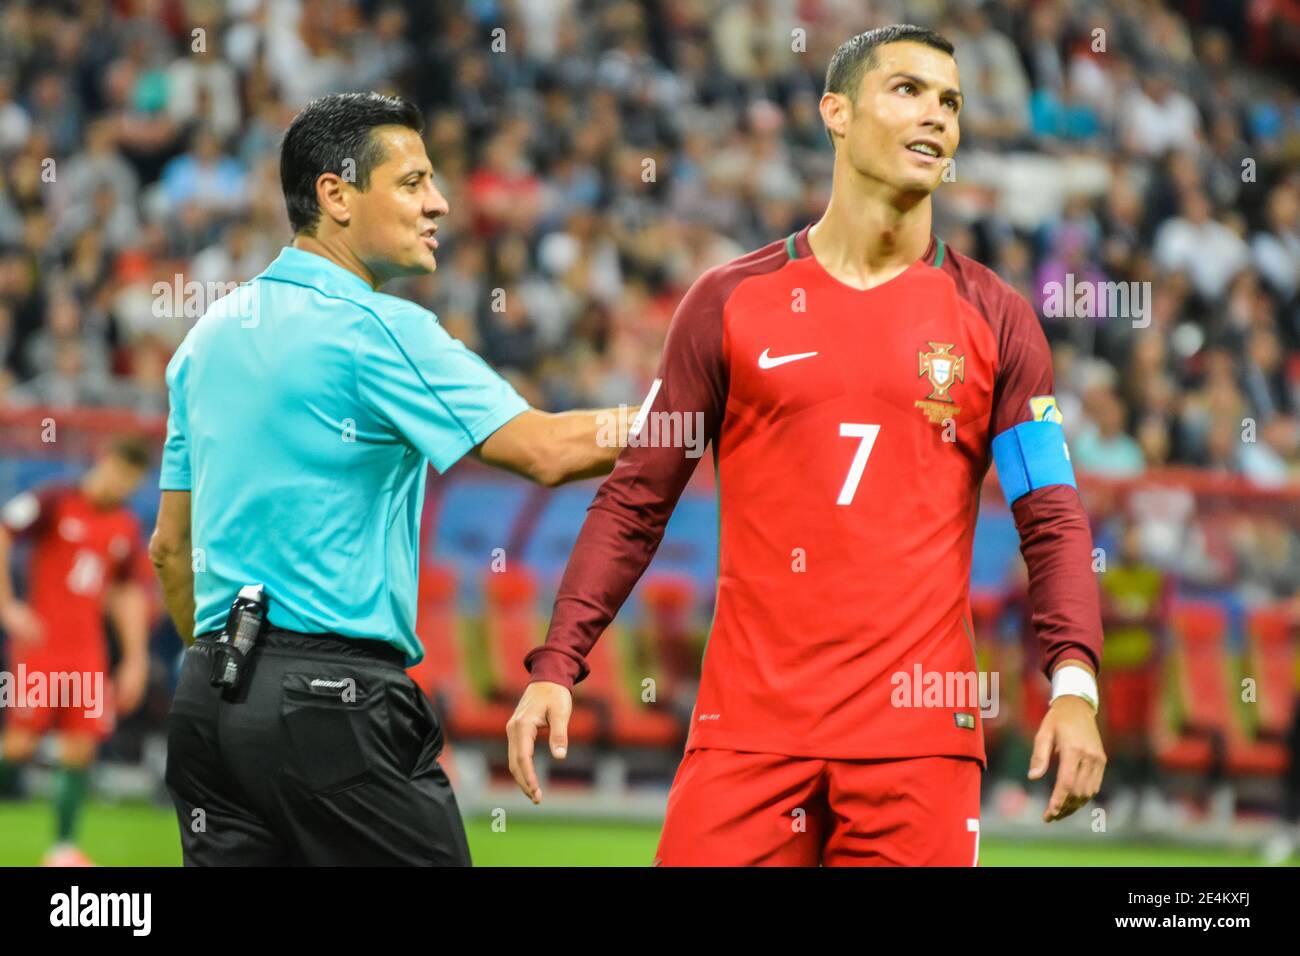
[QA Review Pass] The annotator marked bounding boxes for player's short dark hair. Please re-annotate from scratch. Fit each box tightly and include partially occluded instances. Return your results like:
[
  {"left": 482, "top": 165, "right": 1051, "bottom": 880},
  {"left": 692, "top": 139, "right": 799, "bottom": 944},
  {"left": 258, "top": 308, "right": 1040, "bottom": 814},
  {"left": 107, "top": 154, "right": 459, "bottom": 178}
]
[
  {"left": 279, "top": 92, "right": 425, "bottom": 235},
  {"left": 822, "top": 25, "right": 955, "bottom": 146},
  {"left": 107, "top": 436, "right": 152, "bottom": 471}
]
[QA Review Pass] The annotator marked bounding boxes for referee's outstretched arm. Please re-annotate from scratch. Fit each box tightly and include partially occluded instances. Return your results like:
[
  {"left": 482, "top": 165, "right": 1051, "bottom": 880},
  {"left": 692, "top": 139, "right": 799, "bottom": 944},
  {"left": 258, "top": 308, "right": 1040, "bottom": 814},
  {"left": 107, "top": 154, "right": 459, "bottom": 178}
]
[
  {"left": 474, "top": 406, "right": 638, "bottom": 488},
  {"left": 148, "top": 404, "right": 634, "bottom": 649}
]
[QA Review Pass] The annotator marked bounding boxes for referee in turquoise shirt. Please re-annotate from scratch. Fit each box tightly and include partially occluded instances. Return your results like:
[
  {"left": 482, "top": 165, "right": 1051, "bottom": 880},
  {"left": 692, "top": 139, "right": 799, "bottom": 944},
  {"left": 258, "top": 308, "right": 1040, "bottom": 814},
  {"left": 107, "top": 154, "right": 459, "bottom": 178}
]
[{"left": 149, "top": 93, "right": 628, "bottom": 865}]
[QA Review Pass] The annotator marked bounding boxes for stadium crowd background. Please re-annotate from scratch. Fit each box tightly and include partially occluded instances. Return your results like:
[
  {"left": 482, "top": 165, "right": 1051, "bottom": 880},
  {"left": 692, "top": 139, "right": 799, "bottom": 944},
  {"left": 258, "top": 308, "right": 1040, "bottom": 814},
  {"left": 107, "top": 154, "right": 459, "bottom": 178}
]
[
  {"left": 0, "top": 0, "right": 1295, "bottom": 467},
  {"left": 0, "top": 0, "right": 1298, "bottom": 831}
]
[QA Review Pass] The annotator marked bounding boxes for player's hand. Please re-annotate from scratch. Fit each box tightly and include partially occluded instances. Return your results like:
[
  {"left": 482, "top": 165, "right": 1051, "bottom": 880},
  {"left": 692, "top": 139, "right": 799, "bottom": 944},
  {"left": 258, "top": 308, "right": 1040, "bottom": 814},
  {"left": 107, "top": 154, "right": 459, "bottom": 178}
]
[
  {"left": 1028, "top": 694, "right": 1107, "bottom": 822},
  {"left": 114, "top": 654, "right": 149, "bottom": 716},
  {"left": 0, "top": 601, "right": 44, "bottom": 646},
  {"left": 506, "top": 680, "right": 572, "bottom": 804}
]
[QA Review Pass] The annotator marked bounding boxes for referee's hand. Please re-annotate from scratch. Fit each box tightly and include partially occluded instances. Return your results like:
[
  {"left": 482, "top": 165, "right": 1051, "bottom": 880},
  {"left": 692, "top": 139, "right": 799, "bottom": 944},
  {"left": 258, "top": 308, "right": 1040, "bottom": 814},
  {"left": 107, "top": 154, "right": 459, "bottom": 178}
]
[{"left": 507, "top": 681, "right": 572, "bottom": 804}]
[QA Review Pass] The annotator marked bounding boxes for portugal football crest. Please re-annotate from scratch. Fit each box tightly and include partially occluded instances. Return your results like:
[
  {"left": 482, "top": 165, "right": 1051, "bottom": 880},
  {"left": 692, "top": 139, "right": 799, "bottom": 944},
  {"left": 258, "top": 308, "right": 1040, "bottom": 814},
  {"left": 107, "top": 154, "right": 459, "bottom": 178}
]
[{"left": 915, "top": 342, "right": 965, "bottom": 424}]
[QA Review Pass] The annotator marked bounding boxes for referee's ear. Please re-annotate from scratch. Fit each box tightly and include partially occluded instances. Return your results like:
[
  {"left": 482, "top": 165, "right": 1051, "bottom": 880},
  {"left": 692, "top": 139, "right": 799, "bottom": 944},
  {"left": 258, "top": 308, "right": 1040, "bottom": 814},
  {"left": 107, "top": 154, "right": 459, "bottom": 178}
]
[{"left": 313, "top": 171, "right": 354, "bottom": 227}]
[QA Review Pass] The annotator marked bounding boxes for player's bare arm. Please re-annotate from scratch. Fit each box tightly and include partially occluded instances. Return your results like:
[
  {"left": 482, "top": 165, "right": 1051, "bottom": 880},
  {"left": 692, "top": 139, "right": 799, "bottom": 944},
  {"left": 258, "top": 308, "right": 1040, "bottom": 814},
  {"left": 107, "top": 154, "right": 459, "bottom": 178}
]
[
  {"left": 106, "top": 579, "right": 150, "bottom": 716},
  {"left": 473, "top": 406, "right": 638, "bottom": 487},
  {"left": 149, "top": 490, "right": 195, "bottom": 645}
]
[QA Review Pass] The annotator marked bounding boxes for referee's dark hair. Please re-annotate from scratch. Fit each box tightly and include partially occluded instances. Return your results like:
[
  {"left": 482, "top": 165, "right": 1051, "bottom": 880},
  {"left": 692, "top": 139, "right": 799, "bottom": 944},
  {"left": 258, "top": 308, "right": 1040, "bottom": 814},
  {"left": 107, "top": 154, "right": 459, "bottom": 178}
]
[
  {"left": 822, "top": 25, "right": 956, "bottom": 146},
  {"left": 280, "top": 92, "right": 425, "bottom": 235}
]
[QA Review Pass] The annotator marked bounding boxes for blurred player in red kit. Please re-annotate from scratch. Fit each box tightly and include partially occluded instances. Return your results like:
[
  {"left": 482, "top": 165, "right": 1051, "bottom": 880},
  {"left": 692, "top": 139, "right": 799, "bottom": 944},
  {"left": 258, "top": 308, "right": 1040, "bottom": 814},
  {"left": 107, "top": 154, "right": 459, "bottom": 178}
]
[
  {"left": 0, "top": 438, "right": 152, "bottom": 866},
  {"left": 508, "top": 25, "right": 1107, "bottom": 865}
]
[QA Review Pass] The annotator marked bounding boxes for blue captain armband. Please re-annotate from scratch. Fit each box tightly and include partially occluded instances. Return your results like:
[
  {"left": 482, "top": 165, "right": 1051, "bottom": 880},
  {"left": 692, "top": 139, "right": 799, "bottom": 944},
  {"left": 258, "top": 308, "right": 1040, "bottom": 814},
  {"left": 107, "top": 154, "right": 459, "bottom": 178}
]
[{"left": 991, "top": 420, "right": 1077, "bottom": 507}]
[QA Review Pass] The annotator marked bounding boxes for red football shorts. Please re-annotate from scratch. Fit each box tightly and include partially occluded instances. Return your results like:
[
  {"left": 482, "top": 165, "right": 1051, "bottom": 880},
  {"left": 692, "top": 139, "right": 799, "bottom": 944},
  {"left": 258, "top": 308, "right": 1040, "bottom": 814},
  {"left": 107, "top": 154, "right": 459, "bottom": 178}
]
[
  {"left": 5, "top": 651, "right": 115, "bottom": 741},
  {"left": 655, "top": 748, "right": 982, "bottom": 866}
]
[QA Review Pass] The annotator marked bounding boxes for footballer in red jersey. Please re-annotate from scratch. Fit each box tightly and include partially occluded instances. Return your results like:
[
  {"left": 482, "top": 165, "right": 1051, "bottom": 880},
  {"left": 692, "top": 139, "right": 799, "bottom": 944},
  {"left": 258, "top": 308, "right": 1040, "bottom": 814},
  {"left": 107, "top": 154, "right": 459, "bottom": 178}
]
[
  {"left": 507, "top": 25, "right": 1107, "bottom": 866},
  {"left": 0, "top": 439, "right": 152, "bottom": 866}
]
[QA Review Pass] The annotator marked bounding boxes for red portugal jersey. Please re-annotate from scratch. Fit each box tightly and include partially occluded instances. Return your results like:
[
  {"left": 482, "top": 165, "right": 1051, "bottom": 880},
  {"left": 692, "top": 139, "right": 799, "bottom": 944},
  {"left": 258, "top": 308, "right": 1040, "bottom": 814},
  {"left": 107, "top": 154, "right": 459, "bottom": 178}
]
[
  {"left": 527, "top": 226, "right": 1103, "bottom": 766},
  {"left": 1, "top": 484, "right": 146, "bottom": 667}
]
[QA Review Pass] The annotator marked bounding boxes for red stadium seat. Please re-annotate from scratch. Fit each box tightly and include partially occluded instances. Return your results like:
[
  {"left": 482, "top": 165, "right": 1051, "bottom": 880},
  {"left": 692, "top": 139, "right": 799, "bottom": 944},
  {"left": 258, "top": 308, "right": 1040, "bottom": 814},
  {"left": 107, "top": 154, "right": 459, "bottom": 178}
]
[
  {"left": 582, "top": 625, "right": 681, "bottom": 749},
  {"left": 481, "top": 567, "right": 602, "bottom": 743},
  {"left": 1153, "top": 601, "right": 1231, "bottom": 775},
  {"left": 637, "top": 574, "right": 699, "bottom": 701},
  {"left": 1223, "top": 605, "right": 1296, "bottom": 778},
  {"left": 408, "top": 563, "right": 514, "bottom": 741}
]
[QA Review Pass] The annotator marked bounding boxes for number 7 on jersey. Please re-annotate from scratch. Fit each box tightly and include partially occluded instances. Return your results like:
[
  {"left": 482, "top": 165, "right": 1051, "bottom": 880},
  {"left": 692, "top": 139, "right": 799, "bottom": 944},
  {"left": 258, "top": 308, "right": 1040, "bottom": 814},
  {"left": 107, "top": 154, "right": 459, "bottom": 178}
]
[{"left": 837, "top": 423, "right": 880, "bottom": 506}]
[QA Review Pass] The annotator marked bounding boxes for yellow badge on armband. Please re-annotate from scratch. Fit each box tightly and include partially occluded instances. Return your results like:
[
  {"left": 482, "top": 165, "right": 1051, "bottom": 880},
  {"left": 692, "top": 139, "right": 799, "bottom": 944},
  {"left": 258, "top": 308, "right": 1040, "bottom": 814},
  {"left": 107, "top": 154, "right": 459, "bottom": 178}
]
[{"left": 1029, "top": 395, "right": 1063, "bottom": 424}]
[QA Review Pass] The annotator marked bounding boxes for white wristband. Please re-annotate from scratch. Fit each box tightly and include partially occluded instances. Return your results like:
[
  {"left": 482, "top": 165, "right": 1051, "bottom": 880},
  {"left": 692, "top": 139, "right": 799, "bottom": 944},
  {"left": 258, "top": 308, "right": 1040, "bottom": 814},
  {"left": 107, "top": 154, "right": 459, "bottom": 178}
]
[{"left": 1050, "top": 664, "right": 1099, "bottom": 713}]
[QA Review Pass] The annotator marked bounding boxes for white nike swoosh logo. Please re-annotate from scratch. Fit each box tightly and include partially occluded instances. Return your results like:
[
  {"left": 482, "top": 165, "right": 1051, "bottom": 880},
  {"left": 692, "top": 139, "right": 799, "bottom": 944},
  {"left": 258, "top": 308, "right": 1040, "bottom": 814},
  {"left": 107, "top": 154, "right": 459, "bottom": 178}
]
[{"left": 758, "top": 348, "right": 819, "bottom": 369}]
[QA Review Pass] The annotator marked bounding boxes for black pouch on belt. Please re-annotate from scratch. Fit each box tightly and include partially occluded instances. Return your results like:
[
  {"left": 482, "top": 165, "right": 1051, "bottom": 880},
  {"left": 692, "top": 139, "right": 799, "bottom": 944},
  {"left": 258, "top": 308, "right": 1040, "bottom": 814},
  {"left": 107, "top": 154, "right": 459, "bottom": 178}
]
[{"left": 209, "top": 583, "right": 269, "bottom": 700}]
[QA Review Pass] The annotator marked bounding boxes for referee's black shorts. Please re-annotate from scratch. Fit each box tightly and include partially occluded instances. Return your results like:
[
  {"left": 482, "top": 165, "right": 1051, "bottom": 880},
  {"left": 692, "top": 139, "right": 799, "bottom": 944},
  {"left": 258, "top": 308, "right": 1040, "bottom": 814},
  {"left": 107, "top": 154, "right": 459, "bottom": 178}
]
[{"left": 165, "top": 629, "right": 472, "bottom": 866}]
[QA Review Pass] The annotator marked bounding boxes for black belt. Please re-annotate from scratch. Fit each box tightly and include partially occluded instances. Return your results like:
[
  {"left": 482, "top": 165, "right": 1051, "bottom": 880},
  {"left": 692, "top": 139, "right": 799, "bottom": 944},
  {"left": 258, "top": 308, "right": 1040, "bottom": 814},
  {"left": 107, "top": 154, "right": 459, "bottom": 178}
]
[{"left": 196, "top": 627, "right": 407, "bottom": 668}]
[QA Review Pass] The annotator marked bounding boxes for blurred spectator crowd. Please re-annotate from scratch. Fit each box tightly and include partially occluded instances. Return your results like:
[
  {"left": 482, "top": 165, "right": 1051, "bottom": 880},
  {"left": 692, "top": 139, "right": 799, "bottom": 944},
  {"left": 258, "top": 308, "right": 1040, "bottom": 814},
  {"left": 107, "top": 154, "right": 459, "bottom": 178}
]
[{"left": 0, "top": 0, "right": 1296, "bottom": 488}]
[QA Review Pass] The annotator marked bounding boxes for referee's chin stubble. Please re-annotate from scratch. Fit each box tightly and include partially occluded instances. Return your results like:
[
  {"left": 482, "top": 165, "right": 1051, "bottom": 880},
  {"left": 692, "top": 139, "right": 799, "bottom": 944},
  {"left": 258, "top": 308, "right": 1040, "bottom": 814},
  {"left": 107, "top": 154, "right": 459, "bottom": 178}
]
[
  {"left": 381, "top": 235, "right": 437, "bottom": 278},
  {"left": 408, "top": 231, "right": 439, "bottom": 273},
  {"left": 420, "top": 243, "right": 439, "bottom": 272}
]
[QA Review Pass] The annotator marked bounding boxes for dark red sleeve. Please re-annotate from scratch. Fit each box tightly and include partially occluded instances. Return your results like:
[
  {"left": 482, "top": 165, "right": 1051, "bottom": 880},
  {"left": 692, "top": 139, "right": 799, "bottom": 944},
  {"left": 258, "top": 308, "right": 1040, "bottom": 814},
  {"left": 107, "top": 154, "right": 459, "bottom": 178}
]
[
  {"left": 524, "top": 268, "right": 730, "bottom": 687},
  {"left": 991, "top": 292, "right": 1104, "bottom": 679},
  {"left": 1011, "top": 487, "right": 1104, "bottom": 678},
  {"left": 0, "top": 486, "right": 62, "bottom": 541}
]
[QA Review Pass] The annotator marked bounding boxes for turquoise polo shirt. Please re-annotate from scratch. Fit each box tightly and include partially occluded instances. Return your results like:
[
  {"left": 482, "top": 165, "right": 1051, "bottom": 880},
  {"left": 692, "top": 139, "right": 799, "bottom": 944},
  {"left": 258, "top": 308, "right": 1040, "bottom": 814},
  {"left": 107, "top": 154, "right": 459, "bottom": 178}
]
[{"left": 159, "top": 246, "right": 529, "bottom": 664}]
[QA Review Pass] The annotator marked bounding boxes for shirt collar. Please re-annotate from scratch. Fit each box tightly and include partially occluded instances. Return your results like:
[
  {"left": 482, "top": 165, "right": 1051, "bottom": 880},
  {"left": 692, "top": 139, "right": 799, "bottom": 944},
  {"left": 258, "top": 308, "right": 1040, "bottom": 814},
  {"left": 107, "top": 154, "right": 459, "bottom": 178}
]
[{"left": 260, "top": 246, "right": 376, "bottom": 296}]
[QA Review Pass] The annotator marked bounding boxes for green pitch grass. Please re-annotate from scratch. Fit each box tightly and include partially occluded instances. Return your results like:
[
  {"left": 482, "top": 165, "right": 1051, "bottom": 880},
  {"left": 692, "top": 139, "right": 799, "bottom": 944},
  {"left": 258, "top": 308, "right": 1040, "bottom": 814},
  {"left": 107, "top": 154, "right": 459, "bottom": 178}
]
[{"left": 0, "top": 800, "right": 1292, "bottom": 866}]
